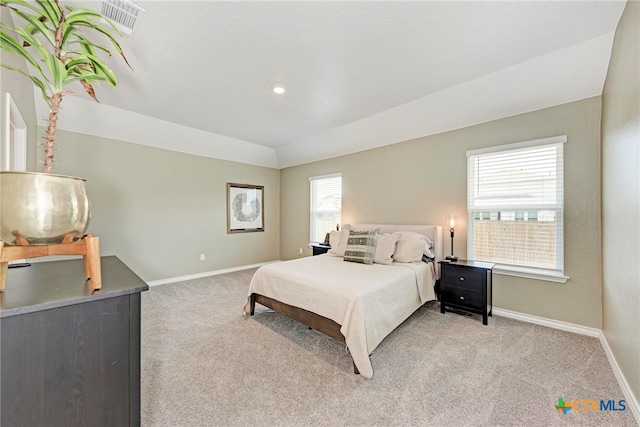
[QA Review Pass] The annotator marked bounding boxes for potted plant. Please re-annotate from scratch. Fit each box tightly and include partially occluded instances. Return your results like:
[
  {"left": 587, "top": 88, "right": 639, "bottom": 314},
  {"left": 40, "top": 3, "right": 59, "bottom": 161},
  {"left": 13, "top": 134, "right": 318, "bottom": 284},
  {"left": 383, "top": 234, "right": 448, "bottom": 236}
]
[{"left": 0, "top": 0, "right": 129, "bottom": 245}]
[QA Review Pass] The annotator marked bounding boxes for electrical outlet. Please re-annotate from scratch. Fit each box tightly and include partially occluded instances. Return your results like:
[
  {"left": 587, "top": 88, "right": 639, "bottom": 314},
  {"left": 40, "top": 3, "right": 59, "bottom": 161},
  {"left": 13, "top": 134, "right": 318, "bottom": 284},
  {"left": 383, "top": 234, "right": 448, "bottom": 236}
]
[
  {"left": 297, "top": 248, "right": 303, "bottom": 256},
  {"left": 199, "top": 253, "right": 205, "bottom": 261}
]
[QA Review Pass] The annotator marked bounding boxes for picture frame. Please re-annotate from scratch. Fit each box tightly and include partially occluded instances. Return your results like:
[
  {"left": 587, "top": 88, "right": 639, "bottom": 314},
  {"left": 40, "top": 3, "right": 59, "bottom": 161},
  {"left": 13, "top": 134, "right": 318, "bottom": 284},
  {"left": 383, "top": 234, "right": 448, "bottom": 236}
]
[{"left": 227, "top": 183, "right": 264, "bottom": 233}]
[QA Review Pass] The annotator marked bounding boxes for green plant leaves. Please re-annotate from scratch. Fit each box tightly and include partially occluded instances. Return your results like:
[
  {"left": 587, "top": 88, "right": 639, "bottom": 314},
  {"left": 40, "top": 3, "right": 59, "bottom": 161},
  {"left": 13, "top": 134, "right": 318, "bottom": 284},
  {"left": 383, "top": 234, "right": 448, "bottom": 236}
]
[
  {"left": 0, "top": 27, "right": 42, "bottom": 71},
  {"left": 34, "top": 0, "right": 61, "bottom": 25},
  {"left": 1, "top": 0, "right": 128, "bottom": 99},
  {"left": 1, "top": 0, "right": 130, "bottom": 172},
  {"left": 11, "top": 8, "right": 55, "bottom": 46},
  {"left": 1, "top": 0, "right": 41, "bottom": 15},
  {"left": 0, "top": 63, "right": 49, "bottom": 105}
]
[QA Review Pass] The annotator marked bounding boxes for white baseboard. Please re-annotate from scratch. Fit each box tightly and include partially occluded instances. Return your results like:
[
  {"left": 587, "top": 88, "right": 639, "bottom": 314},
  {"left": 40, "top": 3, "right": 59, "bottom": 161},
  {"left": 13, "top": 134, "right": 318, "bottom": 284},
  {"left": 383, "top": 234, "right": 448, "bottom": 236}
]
[
  {"left": 599, "top": 332, "right": 640, "bottom": 424},
  {"left": 492, "top": 307, "right": 600, "bottom": 337},
  {"left": 146, "top": 260, "right": 279, "bottom": 287},
  {"left": 493, "top": 307, "right": 639, "bottom": 424}
]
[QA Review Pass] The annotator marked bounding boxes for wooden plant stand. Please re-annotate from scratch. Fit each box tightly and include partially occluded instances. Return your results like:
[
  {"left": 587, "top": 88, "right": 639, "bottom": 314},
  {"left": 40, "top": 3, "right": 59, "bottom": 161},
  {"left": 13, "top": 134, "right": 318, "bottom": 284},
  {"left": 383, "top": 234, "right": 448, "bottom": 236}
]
[{"left": 0, "top": 234, "right": 101, "bottom": 292}]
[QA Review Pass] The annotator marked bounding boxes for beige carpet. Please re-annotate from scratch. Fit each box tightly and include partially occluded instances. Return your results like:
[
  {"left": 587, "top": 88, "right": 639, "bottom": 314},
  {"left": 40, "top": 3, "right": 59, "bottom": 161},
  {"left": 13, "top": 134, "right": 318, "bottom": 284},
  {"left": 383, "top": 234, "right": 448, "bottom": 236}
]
[{"left": 141, "top": 268, "right": 636, "bottom": 426}]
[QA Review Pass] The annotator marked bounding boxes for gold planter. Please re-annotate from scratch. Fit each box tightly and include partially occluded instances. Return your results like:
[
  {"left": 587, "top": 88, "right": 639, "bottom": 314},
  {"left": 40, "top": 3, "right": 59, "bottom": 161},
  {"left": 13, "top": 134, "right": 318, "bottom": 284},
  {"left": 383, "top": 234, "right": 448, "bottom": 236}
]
[{"left": 0, "top": 171, "right": 90, "bottom": 245}]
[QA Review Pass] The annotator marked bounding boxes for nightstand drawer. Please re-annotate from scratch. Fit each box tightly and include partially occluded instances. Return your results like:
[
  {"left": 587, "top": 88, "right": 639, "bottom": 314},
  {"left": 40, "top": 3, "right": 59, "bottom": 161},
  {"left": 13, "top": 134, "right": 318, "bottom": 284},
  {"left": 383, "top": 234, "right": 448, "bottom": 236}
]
[
  {"left": 442, "top": 267, "right": 483, "bottom": 291},
  {"left": 442, "top": 287, "right": 483, "bottom": 310}
]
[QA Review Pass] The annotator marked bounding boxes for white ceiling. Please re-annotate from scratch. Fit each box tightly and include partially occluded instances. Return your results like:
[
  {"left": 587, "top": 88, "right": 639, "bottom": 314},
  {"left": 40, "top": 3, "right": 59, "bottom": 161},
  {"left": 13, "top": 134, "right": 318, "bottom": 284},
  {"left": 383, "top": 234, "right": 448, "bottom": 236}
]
[{"left": 47, "top": 1, "right": 626, "bottom": 168}]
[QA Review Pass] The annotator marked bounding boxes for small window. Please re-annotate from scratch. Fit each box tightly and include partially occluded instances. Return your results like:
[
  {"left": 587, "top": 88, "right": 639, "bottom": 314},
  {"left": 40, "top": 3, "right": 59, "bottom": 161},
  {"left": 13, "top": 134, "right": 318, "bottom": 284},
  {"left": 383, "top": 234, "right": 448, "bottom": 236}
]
[
  {"left": 309, "top": 174, "right": 342, "bottom": 243},
  {"left": 467, "top": 136, "right": 565, "bottom": 272}
]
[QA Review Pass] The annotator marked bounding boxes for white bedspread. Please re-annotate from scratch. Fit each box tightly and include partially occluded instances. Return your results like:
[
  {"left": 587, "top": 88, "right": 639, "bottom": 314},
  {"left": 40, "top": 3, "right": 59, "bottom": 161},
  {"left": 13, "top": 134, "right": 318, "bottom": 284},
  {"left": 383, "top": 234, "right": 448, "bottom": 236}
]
[{"left": 247, "top": 255, "right": 436, "bottom": 378}]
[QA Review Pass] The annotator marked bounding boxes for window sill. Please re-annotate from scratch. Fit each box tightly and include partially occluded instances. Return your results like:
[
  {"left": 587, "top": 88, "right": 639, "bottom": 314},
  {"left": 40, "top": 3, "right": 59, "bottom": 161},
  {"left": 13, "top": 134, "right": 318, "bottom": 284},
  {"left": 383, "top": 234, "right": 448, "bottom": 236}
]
[{"left": 493, "top": 265, "right": 569, "bottom": 283}]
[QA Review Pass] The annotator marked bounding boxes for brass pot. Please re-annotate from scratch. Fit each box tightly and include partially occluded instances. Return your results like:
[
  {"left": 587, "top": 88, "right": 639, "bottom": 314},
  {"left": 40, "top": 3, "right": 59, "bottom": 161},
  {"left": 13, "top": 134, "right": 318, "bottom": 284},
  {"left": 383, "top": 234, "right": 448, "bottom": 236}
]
[{"left": 0, "top": 171, "right": 90, "bottom": 245}]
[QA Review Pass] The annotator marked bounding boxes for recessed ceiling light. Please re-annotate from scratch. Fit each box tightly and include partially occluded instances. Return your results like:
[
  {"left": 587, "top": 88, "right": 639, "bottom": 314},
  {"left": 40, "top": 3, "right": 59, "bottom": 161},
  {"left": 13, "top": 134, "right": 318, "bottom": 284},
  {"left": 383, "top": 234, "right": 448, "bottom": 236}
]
[{"left": 271, "top": 84, "right": 286, "bottom": 95}]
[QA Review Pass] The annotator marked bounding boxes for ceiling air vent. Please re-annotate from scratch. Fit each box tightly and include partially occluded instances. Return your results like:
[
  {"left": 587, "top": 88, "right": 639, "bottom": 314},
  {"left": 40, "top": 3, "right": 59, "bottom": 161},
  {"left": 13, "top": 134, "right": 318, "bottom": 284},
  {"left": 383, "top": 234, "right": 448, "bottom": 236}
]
[{"left": 100, "top": 0, "right": 144, "bottom": 35}]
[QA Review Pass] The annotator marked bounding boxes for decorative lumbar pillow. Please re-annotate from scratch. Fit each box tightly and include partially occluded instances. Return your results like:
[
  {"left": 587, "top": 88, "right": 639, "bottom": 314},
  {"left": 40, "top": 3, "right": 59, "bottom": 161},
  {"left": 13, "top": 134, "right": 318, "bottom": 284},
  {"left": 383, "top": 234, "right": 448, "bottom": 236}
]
[
  {"left": 392, "top": 232, "right": 428, "bottom": 263},
  {"left": 327, "top": 229, "right": 349, "bottom": 257},
  {"left": 374, "top": 233, "right": 399, "bottom": 265},
  {"left": 344, "top": 230, "right": 377, "bottom": 264}
]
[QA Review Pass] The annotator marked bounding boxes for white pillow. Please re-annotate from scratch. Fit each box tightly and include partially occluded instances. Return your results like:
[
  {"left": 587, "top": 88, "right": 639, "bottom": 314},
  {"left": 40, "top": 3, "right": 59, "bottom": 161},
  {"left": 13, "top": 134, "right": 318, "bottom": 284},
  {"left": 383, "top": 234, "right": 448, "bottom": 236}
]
[
  {"left": 423, "top": 237, "right": 435, "bottom": 258},
  {"left": 327, "top": 229, "right": 349, "bottom": 257},
  {"left": 373, "top": 233, "right": 399, "bottom": 265},
  {"left": 328, "top": 230, "right": 341, "bottom": 248},
  {"left": 392, "top": 231, "right": 428, "bottom": 263}
]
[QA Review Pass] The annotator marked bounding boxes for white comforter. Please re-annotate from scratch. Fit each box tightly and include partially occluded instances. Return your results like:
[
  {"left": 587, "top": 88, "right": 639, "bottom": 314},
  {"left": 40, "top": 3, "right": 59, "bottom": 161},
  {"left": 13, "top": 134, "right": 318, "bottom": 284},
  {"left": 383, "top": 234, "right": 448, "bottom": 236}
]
[{"left": 247, "top": 255, "right": 436, "bottom": 378}]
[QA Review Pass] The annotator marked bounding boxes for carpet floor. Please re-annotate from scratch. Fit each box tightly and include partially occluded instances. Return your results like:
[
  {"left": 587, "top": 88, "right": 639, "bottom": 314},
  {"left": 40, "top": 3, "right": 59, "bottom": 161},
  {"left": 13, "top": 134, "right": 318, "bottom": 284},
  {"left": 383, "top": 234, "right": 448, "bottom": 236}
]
[{"left": 141, "top": 268, "right": 636, "bottom": 426}]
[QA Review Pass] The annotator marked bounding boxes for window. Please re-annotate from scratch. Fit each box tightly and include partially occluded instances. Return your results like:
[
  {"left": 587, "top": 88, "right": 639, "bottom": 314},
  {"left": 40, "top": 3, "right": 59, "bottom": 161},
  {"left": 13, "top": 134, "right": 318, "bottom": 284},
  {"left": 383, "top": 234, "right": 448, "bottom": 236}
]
[
  {"left": 467, "top": 136, "right": 566, "bottom": 274},
  {"left": 309, "top": 174, "right": 342, "bottom": 243}
]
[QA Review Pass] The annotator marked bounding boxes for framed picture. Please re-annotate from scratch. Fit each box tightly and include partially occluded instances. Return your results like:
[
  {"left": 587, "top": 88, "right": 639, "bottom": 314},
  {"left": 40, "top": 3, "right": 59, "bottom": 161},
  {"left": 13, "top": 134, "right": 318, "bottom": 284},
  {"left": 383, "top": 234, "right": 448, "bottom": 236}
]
[{"left": 227, "top": 183, "right": 264, "bottom": 233}]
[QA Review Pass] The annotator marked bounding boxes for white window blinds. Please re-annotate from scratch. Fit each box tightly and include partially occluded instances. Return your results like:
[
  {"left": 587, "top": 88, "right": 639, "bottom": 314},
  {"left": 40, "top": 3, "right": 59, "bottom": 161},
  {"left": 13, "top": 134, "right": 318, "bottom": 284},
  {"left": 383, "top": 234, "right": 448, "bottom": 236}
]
[
  {"left": 309, "top": 174, "right": 342, "bottom": 243},
  {"left": 467, "top": 136, "right": 566, "bottom": 271}
]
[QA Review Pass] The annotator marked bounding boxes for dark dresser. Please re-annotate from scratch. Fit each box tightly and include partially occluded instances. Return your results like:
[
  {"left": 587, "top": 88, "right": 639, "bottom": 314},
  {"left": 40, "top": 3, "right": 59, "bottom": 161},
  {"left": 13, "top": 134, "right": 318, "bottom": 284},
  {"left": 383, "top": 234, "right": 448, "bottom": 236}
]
[
  {"left": 311, "top": 243, "right": 331, "bottom": 256},
  {"left": 439, "top": 260, "right": 494, "bottom": 325},
  {"left": 0, "top": 256, "right": 148, "bottom": 426}
]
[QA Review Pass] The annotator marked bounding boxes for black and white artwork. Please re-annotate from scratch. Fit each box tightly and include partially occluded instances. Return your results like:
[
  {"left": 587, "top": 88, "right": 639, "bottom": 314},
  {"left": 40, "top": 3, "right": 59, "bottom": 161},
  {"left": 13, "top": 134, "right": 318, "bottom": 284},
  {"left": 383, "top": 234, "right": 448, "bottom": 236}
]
[{"left": 227, "top": 183, "right": 264, "bottom": 233}]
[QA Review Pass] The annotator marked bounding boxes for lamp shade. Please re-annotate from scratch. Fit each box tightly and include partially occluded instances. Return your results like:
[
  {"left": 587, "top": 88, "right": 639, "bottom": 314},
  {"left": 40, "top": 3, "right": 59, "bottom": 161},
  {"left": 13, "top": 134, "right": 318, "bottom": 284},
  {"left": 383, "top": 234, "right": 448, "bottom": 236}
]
[{"left": 447, "top": 213, "right": 458, "bottom": 230}]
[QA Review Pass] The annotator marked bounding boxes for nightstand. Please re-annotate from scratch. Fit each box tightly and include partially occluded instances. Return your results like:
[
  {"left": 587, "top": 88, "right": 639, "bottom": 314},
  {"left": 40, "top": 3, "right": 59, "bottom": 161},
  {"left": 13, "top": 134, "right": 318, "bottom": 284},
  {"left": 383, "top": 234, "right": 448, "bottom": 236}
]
[
  {"left": 311, "top": 243, "right": 331, "bottom": 256},
  {"left": 439, "top": 260, "right": 494, "bottom": 325}
]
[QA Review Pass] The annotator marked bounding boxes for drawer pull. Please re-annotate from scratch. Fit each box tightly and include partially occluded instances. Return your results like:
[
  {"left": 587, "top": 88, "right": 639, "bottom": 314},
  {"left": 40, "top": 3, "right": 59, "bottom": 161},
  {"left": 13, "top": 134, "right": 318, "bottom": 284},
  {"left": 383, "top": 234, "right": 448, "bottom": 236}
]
[
  {"left": 459, "top": 277, "right": 465, "bottom": 281},
  {"left": 459, "top": 296, "right": 465, "bottom": 300}
]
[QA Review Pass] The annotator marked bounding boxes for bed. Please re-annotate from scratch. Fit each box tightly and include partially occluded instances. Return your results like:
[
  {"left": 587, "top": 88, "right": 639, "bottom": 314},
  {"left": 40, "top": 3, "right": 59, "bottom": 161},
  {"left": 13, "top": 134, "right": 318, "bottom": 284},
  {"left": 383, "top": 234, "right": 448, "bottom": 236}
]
[{"left": 246, "top": 224, "right": 443, "bottom": 378}]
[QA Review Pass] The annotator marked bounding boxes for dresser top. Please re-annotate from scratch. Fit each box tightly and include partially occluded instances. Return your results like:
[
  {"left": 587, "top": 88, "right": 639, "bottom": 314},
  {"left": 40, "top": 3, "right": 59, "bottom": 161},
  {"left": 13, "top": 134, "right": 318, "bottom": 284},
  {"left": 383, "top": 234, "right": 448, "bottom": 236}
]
[
  {"left": 1, "top": 256, "right": 148, "bottom": 318},
  {"left": 439, "top": 259, "right": 495, "bottom": 270}
]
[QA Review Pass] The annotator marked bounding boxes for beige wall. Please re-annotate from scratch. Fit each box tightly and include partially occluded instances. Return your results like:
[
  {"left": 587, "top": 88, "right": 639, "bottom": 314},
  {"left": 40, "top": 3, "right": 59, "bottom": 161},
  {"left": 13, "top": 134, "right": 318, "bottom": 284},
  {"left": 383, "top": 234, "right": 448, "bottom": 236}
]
[
  {"left": 281, "top": 97, "right": 603, "bottom": 327},
  {"left": 40, "top": 129, "right": 280, "bottom": 281},
  {"left": 601, "top": 0, "right": 640, "bottom": 407}
]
